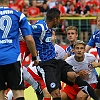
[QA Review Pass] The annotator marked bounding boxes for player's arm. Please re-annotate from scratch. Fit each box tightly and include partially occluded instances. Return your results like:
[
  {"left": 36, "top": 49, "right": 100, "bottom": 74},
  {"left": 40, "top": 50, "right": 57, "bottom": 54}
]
[
  {"left": 85, "top": 45, "right": 92, "bottom": 53},
  {"left": 24, "top": 35, "right": 39, "bottom": 65},
  {"left": 77, "top": 70, "right": 88, "bottom": 80}
]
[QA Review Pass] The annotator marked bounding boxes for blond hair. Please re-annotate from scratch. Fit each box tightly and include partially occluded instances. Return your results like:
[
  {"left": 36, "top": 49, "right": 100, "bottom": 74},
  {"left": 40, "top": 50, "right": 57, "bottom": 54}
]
[
  {"left": 66, "top": 26, "right": 78, "bottom": 34},
  {"left": 73, "top": 40, "right": 86, "bottom": 48}
]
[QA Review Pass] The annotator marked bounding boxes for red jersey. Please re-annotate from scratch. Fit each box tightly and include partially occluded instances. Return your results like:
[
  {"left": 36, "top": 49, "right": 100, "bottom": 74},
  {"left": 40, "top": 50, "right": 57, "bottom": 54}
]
[{"left": 27, "top": 7, "right": 40, "bottom": 16}]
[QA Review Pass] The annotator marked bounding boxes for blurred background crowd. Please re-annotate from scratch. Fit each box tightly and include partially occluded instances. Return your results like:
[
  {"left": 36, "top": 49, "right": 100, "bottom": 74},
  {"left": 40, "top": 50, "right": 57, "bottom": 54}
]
[{"left": 8, "top": 0, "right": 100, "bottom": 45}]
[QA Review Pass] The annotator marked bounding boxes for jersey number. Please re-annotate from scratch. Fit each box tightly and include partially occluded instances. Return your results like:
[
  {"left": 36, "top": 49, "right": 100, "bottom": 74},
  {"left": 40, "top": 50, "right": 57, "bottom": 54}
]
[{"left": 0, "top": 15, "right": 12, "bottom": 38}]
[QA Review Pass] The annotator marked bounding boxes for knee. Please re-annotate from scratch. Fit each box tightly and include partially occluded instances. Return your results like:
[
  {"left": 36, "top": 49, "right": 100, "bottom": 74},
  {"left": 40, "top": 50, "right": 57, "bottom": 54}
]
[
  {"left": 67, "top": 72, "right": 78, "bottom": 83},
  {"left": 12, "top": 90, "right": 24, "bottom": 99},
  {"left": 61, "top": 91, "right": 69, "bottom": 100},
  {"left": 76, "top": 92, "right": 88, "bottom": 100}
]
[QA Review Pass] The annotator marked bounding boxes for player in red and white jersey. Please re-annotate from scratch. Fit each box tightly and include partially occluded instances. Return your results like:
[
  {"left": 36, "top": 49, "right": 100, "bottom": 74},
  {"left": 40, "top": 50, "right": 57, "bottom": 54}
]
[
  {"left": 52, "top": 29, "right": 66, "bottom": 60},
  {"left": 61, "top": 40, "right": 98, "bottom": 100}
]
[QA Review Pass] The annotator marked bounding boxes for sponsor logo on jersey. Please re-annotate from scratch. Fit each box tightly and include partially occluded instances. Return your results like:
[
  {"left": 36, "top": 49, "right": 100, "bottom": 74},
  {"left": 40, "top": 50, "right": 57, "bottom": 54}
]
[
  {"left": 0, "top": 39, "right": 12, "bottom": 44},
  {"left": 32, "top": 25, "right": 37, "bottom": 29},
  {"left": 45, "top": 37, "right": 52, "bottom": 42},
  {"left": 95, "top": 43, "right": 100, "bottom": 48}
]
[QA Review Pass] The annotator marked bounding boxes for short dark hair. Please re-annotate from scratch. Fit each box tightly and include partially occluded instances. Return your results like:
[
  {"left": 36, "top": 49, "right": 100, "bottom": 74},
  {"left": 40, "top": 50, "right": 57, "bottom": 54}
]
[{"left": 46, "top": 8, "right": 60, "bottom": 21}]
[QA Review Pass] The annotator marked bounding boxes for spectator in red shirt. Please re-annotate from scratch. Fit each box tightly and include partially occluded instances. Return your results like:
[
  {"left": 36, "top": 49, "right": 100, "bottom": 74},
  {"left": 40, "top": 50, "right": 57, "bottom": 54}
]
[
  {"left": 86, "top": 0, "right": 99, "bottom": 9},
  {"left": 27, "top": 0, "right": 41, "bottom": 24}
]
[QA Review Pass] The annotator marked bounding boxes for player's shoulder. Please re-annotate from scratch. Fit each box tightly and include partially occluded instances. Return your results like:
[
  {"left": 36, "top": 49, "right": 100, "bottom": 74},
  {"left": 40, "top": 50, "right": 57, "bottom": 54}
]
[
  {"left": 65, "top": 55, "right": 74, "bottom": 61},
  {"left": 55, "top": 44, "right": 64, "bottom": 50},
  {"left": 93, "top": 30, "right": 100, "bottom": 35},
  {"left": 85, "top": 52, "right": 96, "bottom": 59}
]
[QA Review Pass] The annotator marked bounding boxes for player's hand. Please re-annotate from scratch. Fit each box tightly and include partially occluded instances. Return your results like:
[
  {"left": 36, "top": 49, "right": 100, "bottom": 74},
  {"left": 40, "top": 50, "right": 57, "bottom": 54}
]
[
  {"left": 28, "top": 60, "right": 39, "bottom": 68},
  {"left": 51, "top": 88, "right": 61, "bottom": 98},
  {"left": 34, "top": 59, "right": 39, "bottom": 66},
  {"left": 92, "top": 61, "right": 100, "bottom": 68},
  {"left": 92, "top": 61, "right": 98, "bottom": 68},
  {"left": 77, "top": 70, "right": 89, "bottom": 79}
]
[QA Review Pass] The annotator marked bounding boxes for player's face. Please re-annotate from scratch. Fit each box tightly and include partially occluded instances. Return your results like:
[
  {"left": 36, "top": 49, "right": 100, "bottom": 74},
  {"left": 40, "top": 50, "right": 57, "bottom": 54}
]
[
  {"left": 52, "top": 30, "right": 56, "bottom": 43},
  {"left": 97, "top": 17, "right": 100, "bottom": 29},
  {"left": 74, "top": 44, "right": 85, "bottom": 59},
  {"left": 67, "top": 30, "right": 78, "bottom": 42},
  {"left": 53, "top": 17, "right": 60, "bottom": 27}
]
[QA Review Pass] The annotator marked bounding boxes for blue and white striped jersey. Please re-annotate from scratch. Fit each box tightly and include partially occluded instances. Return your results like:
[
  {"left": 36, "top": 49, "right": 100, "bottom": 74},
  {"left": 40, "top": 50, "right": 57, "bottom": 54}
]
[
  {"left": 88, "top": 30, "right": 100, "bottom": 57},
  {"left": 31, "top": 20, "right": 56, "bottom": 61},
  {"left": 0, "top": 7, "right": 32, "bottom": 65},
  {"left": 65, "top": 44, "right": 74, "bottom": 56}
]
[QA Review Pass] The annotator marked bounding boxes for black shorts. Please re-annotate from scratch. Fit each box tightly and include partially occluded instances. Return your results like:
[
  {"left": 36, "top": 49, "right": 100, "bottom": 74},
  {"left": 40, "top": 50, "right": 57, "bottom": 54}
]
[
  {"left": 38, "top": 59, "right": 74, "bottom": 93},
  {"left": 0, "top": 61, "right": 24, "bottom": 90},
  {"left": 96, "top": 75, "right": 100, "bottom": 89}
]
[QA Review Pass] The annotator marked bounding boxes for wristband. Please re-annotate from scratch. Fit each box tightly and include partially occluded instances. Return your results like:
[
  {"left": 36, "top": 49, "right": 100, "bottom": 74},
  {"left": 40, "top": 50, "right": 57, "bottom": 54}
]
[{"left": 32, "top": 56, "right": 37, "bottom": 61}]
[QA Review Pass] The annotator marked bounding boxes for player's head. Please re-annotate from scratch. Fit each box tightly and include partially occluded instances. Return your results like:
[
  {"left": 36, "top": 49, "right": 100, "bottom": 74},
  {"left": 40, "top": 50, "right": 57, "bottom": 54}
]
[
  {"left": 46, "top": 8, "right": 60, "bottom": 28},
  {"left": 96, "top": 13, "right": 100, "bottom": 29},
  {"left": 73, "top": 40, "right": 86, "bottom": 59},
  {"left": 66, "top": 26, "right": 78, "bottom": 43}
]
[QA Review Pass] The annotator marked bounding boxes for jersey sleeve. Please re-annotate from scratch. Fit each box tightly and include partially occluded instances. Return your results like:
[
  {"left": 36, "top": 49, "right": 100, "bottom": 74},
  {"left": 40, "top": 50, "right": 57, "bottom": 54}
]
[
  {"left": 19, "top": 13, "right": 32, "bottom": 36},
  {"left": 87, "top": 31, "right": 98, "bottom": 47},
  {"left": 31, "top": 24, "right": 42, "bottom": 37}
]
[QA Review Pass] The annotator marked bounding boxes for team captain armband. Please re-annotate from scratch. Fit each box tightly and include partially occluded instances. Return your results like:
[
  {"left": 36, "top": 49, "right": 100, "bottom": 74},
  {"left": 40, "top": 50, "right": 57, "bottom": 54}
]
[{"left": 32, "top": 56, "right": 37, "bottom": 61}]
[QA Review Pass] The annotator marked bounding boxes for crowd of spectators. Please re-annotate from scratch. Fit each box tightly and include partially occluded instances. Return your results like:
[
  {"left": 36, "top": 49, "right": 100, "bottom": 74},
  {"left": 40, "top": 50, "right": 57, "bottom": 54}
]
[{"left": 8, "top": 0, "right": 100, "bottom": 44}]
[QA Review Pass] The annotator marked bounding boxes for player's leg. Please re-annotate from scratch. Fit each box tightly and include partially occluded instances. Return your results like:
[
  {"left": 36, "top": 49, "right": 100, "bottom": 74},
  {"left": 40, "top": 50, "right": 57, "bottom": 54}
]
[
  {"left": 66, "top": 71, "right": 98, "bottom": 100},
  {"left": 61, "top": 84, "right": 79, "bottom": 100},
  {"left": 61, "top": 90, "right": 71, "bottom": 100},
  {"left": 0, "top": 65, "right": 11, "bottom": 100},
  {"left": 7, "top": 61, "right": 25, "bottom": 100},
  {"left": 60, "top": 60, "right": 99, "bottom": 100},
  {"left": 0, "top": 90, "right": 5, "bottom": 100},
  {"left": 23, "top": 66, "right": 43, "bottom": 100},
  {"left": 23, "top": 66, "right": 38, "bottom": 90},
  {"left": 76, "top": 90, "right": 88, "bottom": 100},
  {"left": 95, "top": 75, "right": 100, "bottom": 99},
  {"left": 28, "top": 65, "right": 51, "bottom": 100},
  {"left": 76, "top": 83, "right": 97, "bottom": 100},
  {"left": 38, "top": 59, "right": 62, "bottom": 100}
]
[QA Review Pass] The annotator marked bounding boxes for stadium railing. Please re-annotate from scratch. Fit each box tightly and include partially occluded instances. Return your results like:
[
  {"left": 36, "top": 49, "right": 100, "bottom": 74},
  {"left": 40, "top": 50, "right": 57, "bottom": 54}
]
[{"left": 27, "top": 16, "right": 96, "bottom": 44}]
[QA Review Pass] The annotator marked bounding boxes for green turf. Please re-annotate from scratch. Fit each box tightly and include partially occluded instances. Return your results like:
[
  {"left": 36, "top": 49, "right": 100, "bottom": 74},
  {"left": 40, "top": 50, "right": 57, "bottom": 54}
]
[{"left": 24, "top": 86, "right": 38, "bottom": 100}]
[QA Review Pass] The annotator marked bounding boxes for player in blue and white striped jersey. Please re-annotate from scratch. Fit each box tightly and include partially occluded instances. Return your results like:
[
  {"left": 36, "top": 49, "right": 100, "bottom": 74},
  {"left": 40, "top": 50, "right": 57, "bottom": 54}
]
[
  {"left": 31, "top": 8, "right": 99, "bottom": 100},
  {"left": 86, "top": 13, "right": 100, "bottom": 99},
  {"left": 0, "top": 0, "right": 38, "bottom": 100}
]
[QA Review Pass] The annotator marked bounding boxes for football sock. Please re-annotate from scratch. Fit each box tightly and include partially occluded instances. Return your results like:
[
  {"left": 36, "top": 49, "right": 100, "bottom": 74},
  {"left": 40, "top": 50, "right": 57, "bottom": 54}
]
[
  {"left": 15, "top": 97, "right": 24, "bottom": 100},
  {"left": 53, "top": 97, "right": 61, "bottom": 100},
  {"left": 75, "top": 76, "right": 99, "bottom": 100},
  {"left": 44, "top": 98, "right": 51, "bottom": 100}
]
